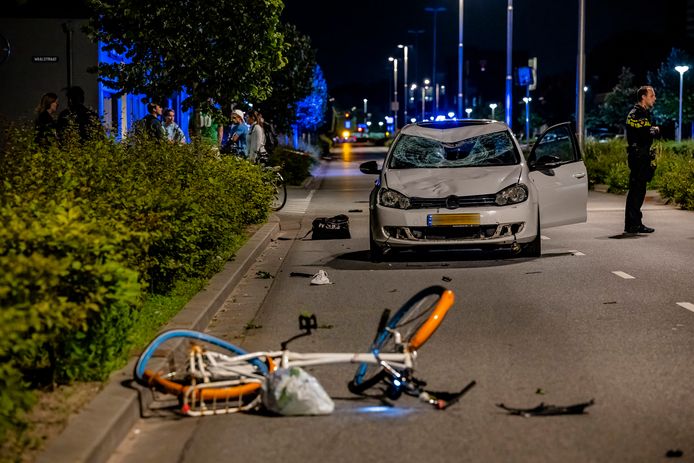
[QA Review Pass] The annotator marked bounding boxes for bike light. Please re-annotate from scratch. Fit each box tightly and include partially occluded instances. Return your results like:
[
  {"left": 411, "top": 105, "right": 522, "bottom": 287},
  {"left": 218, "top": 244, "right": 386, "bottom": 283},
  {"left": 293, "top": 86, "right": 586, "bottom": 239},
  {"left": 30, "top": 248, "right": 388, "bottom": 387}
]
[
  {"left": 495, "top": 184, "right": 528, "bottom": 206},
  {"left": 393, "top": 379, "right": 402, "bottom": 387},
  {"left": 379, "top": 188, "right": 411, "bottom": 209}
]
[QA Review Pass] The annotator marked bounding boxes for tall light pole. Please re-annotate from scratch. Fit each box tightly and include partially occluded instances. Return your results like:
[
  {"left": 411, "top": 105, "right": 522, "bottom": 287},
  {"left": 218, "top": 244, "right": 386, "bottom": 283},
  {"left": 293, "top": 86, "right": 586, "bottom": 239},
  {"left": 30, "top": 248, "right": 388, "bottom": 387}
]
[
  {"left": 576, "top": 0, "right": 586, "bottom": 148},
  {"left": 398, "top": 44, "right": 410, "bottom": 126},
  {"left": 388, "top": 57, "right": 399, "bottom": 130},
  {"left": 458, "top": 0, "right": 464, "bottom": 119},
  {"left": 425, "top": 6, "right": 446, "bottom": 101},
  {"left": 363, "top": 98, "right": 368, "bottom": 125},
  {"left": 523, "top": 97, "right": 532, "bottom": 142},
  {"left": 505, "top": 0, "right": 513, "bottom": 127},
  {"left": 675, "top": 65, "right": 689, "bottom": 142},
  {"left": 489, "top": 103, "right": 498, "bottom": 120}
]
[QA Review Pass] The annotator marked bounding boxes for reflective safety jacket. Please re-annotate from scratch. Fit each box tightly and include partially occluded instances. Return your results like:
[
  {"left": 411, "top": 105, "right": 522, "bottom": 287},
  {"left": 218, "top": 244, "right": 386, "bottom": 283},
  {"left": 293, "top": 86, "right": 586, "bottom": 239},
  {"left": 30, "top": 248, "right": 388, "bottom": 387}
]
[{"left": 625, "top": 103, "right": 654, "bottom": 150}]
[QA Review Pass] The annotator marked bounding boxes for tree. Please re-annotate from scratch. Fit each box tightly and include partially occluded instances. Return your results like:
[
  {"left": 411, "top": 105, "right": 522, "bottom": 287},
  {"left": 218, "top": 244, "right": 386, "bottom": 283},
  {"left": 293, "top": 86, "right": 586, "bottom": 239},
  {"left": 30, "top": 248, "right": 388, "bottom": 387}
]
[
  {"left": 86, "top": 0, "right": 287, "bottom": 135},
  {"left": 587, "top": 67, "right": 636, "bottom": 133},
  {"left": 255, "top": 24, "right": 316, "bottom": 133},
  {"left": 648, "top": 48, "right": 694, "bottom": 129},
  {"left": 295, "top": 65, "right": 328, "bottom": 133}
]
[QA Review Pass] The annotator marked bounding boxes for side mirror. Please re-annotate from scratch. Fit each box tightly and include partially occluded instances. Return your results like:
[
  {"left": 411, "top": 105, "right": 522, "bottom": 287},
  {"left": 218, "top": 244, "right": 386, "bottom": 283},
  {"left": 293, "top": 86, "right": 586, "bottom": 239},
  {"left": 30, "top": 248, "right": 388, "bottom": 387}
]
[{"left": 359, "top": 160, "right": 380, "bottom": 175}]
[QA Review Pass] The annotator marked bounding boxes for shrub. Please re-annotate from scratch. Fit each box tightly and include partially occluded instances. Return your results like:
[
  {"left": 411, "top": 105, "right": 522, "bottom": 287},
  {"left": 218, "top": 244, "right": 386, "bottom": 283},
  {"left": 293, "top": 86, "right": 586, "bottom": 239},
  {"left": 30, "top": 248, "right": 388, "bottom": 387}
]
[
  {"left": 0, "top": 124, "right": 275, "bottom": 438},
  {"left": 269, "top": 146, "right": 317, "bottom": 185}
]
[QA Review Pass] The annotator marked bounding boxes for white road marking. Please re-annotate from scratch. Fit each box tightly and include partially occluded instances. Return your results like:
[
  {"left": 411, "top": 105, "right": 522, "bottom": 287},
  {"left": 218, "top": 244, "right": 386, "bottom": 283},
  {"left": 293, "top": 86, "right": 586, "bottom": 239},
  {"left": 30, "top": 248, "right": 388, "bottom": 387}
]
[
  {"left": 541, "top": 235, "right": 550, "bottom": 240},
  {"left": 569, "top": 250, "right": 585, "bottom": 256},
  {"left": 676, "top": 302, "right": 694, "bottom": 313},
  {"left": 612, "top": 271, "right": 635, "bottom": 279},
  {"left": 280, "top": 189, "right": 316, "bottom": 215}
]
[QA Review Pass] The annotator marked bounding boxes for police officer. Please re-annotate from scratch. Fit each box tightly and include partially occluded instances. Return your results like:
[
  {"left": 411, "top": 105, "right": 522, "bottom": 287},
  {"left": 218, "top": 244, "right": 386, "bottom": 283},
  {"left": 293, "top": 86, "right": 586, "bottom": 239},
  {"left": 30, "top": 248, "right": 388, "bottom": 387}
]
[{"left": 624, "top": 86, "right": 659, "bottom": 234}]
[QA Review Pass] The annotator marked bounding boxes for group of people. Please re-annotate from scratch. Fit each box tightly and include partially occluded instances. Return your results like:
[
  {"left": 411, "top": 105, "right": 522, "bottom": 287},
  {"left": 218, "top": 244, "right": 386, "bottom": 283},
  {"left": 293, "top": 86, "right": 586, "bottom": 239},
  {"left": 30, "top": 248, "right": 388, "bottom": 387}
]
[
  {"left": 137, "top": 102, "right": 186, "bottom": 144},
  {"left": 132, "top": 102, "right": 271, "bottom": 163},
  {"left": 34, "top": 90, "right": 273, "bottom": 165},
  {"left": 34, "top": 86, "right": 102, "bottom": 146},
  {"left": 220, "top": 108, "right": 270, "bottom": 163}
]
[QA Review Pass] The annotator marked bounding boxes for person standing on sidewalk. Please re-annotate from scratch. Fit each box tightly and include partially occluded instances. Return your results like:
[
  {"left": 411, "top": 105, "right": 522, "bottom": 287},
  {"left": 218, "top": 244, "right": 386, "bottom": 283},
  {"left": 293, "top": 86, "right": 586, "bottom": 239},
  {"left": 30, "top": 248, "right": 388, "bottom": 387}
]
[{"left": 624, "top": 85, "right": 659, "bottom": 234}]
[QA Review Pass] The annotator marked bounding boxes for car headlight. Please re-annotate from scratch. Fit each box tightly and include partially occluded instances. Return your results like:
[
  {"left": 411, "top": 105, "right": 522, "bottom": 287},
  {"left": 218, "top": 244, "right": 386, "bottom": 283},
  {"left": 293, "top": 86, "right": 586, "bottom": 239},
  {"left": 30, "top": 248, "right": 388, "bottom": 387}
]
[
  {"left": 378, "top": 188, "right": 411, "bottom": 209},
  {"left": 495, "top": 184, "right": 528, "bottom": 206}
]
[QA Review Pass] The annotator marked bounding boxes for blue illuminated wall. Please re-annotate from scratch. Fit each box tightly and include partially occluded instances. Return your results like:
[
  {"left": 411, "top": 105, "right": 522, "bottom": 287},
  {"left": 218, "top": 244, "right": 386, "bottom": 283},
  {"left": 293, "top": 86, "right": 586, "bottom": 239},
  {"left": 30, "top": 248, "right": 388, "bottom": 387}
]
[{"left": 97, "top": 43, "right": 191, "bottom": 141}]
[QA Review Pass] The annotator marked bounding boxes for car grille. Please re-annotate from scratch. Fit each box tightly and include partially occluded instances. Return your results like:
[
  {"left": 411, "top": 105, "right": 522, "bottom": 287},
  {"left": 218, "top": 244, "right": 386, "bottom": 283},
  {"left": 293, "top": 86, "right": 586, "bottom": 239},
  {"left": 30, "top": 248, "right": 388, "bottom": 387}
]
[
  {"left": 384, "top": 222, "right": 525, "bottom": 241},
  {"left": 409, "top": 194, "right": 497, "bottom": 209}
]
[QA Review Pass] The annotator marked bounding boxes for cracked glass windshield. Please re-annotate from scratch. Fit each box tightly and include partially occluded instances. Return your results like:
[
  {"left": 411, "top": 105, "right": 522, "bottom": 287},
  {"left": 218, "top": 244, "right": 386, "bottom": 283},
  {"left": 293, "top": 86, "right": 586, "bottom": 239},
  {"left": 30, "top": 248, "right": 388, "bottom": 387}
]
[{"left": 389, "top": 131, "right": 519, "bottom": 169}]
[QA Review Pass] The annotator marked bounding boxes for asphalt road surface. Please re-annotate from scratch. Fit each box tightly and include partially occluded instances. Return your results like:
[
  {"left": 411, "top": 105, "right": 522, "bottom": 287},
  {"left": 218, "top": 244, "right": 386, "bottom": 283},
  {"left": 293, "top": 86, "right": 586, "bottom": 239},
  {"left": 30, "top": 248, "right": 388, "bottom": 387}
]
[{"left": 109, "top": 144, "right": 694, "bottom": 463}]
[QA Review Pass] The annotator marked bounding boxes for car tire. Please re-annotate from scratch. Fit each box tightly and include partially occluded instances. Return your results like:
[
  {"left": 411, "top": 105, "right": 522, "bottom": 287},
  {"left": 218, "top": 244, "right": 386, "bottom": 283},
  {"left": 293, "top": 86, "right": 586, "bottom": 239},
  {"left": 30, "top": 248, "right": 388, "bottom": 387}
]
[{"left": 519, "top": 218, "right": 541, "bottom": 258}]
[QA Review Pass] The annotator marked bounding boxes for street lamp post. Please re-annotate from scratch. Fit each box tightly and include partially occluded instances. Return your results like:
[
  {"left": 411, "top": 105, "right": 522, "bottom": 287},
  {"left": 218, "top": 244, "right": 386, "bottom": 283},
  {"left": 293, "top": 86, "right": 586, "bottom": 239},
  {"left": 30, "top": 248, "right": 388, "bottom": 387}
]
[
  {"left": 465, "top": 108, "right": 472, "bottom": 118},
  {"left": 489, "top": 103, "right": 498, "bottom": 120},
  {"left": 458, "top": 0, "right": 464, "bottom": 120},
  {"left": 398, "top": 44, "right": 410, "bottom": 127},
  {"left": 425, "top": 6, "right": 446, "bottom": 97},
  {"left": 675, "top": 65, "right": 689, "bottom": 142},
  {"left": 523, "top": 97, "right": 532, "bottom": 142},
  {"left": 388, "top": 57, "right": 399, "bottom": 130},
  {"left": 505, "top": 0, "right": 513, "bottom": 127},
  {"left": 363, "top": 98, "right": 368, "bottom": 125}
]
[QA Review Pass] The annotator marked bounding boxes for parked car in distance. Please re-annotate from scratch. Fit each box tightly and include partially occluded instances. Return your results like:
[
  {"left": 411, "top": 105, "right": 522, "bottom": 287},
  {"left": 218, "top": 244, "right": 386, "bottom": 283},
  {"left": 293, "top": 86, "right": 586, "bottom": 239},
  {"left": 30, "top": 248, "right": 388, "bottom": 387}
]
[{"left": 359, "top": 119, "right": 588, "bottom": 261}]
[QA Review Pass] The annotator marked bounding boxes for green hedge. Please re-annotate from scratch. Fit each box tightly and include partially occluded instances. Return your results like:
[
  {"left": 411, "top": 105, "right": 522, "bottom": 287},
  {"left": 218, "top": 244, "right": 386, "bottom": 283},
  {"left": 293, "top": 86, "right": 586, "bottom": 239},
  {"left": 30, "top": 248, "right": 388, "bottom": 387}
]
[
  {"left": 0, "top": 125, "right": 274, "bottom": 436},
  {"left": 585, "top": 139, "right": 694, "bottom": 209}
]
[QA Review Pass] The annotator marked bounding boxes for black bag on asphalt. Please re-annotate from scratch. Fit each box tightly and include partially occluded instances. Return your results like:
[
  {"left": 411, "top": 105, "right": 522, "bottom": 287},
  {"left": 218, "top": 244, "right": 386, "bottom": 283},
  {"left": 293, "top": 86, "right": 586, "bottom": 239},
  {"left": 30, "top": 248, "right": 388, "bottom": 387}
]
[{"left": 310, "top": 214, "right": 351, "bottom": 240}]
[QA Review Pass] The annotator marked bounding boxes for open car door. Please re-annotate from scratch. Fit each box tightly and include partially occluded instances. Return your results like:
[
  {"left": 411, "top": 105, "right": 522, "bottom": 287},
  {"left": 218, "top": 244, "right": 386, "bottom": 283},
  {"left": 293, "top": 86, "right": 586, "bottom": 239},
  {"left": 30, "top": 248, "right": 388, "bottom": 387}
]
[{"left": 528, "top": 123, "right": 588, "bottom": 228}]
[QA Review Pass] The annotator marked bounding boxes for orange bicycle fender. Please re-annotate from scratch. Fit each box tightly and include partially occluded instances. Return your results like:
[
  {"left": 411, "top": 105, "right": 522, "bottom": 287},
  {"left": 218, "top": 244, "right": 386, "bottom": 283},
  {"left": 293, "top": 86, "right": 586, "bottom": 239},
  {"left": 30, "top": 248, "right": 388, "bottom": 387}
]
[
  {"left": 408, "top": 289, "right": 454, "bottom": 351},
  {"left": 142, "top": 356, "right": 275, "bottom": 401}
]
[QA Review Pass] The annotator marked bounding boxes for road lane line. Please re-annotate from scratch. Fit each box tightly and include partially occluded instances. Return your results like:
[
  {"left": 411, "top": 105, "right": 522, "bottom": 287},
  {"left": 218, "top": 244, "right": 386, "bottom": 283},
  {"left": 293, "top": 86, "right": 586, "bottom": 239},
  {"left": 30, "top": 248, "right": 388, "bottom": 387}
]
[
  {"left": 612, "top": 271, "right": 635, "bottom": 279},
  {"left": 676, "top": 302, "right": 694, "bottom": 313},
  {"left": 569, "top": 250, "right": 585, "bottom": 256},
  {"left": 541, "top": 235, "right": 550, "bottom": 240}
]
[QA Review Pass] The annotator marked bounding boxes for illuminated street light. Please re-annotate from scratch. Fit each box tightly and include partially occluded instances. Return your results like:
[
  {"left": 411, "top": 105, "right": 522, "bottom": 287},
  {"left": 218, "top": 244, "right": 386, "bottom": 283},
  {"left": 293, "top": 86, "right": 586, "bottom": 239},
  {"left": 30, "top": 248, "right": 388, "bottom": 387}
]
[
  {"left": 398, "top": 44, "right": 410, "bottom": 124},
  {"left": 388, "top": 57, "right": 399, "bottom": 129},
  {"left": 363, "top": 98, "right": 368, "bottom": 125},
  {"left": 675, "top": 65, "right": 689, "bottom": 142},
  {"left": 465, "top": 108, "right": 472, "bottom": 118},
  {"left": 523, "top": 97, "right": 532, "bottom": 142},
  {"left": 489, "top": 103, "right": 498, "bottom": 120}
]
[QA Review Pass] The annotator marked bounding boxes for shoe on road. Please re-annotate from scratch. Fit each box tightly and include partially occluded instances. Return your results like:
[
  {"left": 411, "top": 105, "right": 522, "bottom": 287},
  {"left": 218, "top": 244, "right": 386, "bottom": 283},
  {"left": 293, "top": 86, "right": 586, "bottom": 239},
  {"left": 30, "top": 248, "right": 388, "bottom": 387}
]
[{"left": 624, "top": 225, "right": 655, "bottom": 234}]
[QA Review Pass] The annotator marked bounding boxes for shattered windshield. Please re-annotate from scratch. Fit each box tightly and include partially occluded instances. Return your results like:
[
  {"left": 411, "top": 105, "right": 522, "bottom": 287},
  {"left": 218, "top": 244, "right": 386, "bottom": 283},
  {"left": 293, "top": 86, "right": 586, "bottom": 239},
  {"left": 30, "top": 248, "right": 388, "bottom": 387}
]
[{"left": 388, "top": 131, "right": 520, "bottom": 168}]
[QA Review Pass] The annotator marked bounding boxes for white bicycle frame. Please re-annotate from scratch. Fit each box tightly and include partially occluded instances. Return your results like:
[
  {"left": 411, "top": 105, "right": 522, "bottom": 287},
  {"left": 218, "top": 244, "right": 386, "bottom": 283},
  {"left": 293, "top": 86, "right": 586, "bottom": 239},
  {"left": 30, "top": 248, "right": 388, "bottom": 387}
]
[{"left": 181, "top": 331, "right": 417, "bottom": 416}]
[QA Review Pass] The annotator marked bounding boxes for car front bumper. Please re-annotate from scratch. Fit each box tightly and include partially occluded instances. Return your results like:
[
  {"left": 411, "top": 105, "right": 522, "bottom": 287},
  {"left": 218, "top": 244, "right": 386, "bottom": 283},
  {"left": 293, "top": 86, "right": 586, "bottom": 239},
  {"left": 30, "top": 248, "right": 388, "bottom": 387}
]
[{"left": 371, "top": 201, "right": 539, "bottom": 249}]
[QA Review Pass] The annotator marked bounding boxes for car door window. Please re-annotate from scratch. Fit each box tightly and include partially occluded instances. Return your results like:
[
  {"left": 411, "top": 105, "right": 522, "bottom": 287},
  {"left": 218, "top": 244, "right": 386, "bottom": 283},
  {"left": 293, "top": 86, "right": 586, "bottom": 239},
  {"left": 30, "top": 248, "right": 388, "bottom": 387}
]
[{"left": 529, "top": 125, "right": 579, "bottom": 165}]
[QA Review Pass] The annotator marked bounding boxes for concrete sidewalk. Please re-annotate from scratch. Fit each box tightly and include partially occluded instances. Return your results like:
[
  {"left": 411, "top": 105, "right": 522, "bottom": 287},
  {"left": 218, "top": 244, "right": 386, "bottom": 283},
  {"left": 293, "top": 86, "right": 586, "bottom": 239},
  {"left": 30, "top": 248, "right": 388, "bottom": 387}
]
[{"left": 38, "top": 218, "right": 280, "bottom": 463}]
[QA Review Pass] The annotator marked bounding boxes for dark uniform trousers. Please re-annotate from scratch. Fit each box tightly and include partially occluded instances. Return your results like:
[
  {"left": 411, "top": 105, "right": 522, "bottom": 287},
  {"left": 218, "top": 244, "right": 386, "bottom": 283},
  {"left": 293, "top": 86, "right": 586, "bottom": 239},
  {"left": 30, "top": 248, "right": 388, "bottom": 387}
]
[{"left": 624, "top": 147, "right": 654, "bottom": 230}]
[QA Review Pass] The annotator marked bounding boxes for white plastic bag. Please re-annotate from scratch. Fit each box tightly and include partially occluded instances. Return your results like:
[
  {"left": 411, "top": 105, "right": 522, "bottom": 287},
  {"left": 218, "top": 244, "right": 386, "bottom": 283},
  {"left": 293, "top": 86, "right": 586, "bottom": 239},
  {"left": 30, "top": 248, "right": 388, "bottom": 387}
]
[{"left": 262, "top": 367, "right": 334, "bottom": 415}]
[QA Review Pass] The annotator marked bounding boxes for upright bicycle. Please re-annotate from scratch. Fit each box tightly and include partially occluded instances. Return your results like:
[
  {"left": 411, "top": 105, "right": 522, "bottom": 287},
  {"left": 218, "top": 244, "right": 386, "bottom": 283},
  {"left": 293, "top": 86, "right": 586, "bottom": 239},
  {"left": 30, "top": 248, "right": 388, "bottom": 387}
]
[{"left": 134, "top": 286, "right": 470, "bottom": 416}]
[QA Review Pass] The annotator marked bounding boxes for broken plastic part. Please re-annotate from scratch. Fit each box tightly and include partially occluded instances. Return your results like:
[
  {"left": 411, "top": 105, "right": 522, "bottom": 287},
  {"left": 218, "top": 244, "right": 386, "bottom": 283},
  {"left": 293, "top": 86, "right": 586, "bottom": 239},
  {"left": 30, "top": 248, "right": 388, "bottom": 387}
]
[
  {"left": 496, "top": 399, "right": 595, "bottom": 416},
  {"left": 419, "top": 380, "right": 476, "bottom": 410}
]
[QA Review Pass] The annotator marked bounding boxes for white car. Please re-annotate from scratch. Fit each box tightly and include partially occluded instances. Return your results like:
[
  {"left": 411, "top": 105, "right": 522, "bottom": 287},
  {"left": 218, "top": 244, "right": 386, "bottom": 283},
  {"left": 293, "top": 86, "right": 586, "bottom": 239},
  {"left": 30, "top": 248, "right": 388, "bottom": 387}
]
[{"left": 359, "top": 120, "right": 588, "bottom": 260}]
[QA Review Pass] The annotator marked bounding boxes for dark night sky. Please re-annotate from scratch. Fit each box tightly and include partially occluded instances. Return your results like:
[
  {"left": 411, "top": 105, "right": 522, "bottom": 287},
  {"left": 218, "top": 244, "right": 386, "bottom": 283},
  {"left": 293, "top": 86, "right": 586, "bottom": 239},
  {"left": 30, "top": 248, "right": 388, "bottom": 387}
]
[
  {"left": 4, "top": 0, "right": 691, "bottom": 120},
  {"left": 283, "top": 0, "right": 691, "bottom": 117}
]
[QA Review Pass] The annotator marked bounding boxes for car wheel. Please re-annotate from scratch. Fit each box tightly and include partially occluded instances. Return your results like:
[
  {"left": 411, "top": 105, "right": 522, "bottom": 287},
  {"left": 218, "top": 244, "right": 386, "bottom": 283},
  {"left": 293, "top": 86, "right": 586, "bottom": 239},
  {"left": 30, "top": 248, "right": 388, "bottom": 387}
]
[{"left": 519, "top": 218, "right": 541, "bottom": 258}]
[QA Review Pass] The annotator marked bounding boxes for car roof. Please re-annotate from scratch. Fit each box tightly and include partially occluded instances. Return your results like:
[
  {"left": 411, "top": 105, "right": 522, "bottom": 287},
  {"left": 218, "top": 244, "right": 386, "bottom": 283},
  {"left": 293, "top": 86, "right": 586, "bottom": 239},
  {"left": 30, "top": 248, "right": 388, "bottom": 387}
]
[{"left": 399, "top": 119, "right": 511, "bottom": 143}]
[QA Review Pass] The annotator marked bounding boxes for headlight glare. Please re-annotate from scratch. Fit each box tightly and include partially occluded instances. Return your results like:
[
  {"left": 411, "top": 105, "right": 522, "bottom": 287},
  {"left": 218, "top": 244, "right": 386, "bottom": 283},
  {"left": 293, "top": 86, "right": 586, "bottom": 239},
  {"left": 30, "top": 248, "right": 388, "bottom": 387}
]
[
  {"left": 495, "top": 184, "right": 528, "bottom": 206},
  {"left": 379, "top": 188, "right": 411, "bottom": 209}
]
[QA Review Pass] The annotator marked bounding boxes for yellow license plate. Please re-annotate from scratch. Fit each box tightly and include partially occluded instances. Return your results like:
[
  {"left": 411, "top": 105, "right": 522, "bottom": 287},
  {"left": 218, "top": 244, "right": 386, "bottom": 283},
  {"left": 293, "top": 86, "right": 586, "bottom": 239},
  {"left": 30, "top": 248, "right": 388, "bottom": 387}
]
[{"left": 427, "top": 213, "right": 481, "bottom": 226}]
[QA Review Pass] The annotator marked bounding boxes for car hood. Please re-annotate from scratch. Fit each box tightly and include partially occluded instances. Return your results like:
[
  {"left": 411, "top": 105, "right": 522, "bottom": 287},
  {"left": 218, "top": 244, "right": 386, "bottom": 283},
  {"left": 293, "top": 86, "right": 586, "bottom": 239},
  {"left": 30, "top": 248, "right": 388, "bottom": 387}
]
[{"left": 383, "top": 165, "right": 524, "bottom": 197}]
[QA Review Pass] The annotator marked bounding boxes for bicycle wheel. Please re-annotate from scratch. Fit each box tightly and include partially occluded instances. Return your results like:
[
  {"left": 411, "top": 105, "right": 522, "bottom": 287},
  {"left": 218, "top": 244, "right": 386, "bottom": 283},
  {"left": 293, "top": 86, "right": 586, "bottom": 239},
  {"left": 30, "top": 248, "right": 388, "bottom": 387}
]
[
  {"left": 349, "top": 285, "right": 454, "bottom": 393},
  {"left": 134, "top": 329, "right": 270, "bottom": 404},
  {"left": 270, "top": 171, "right": 287, "bottom": 211}
]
